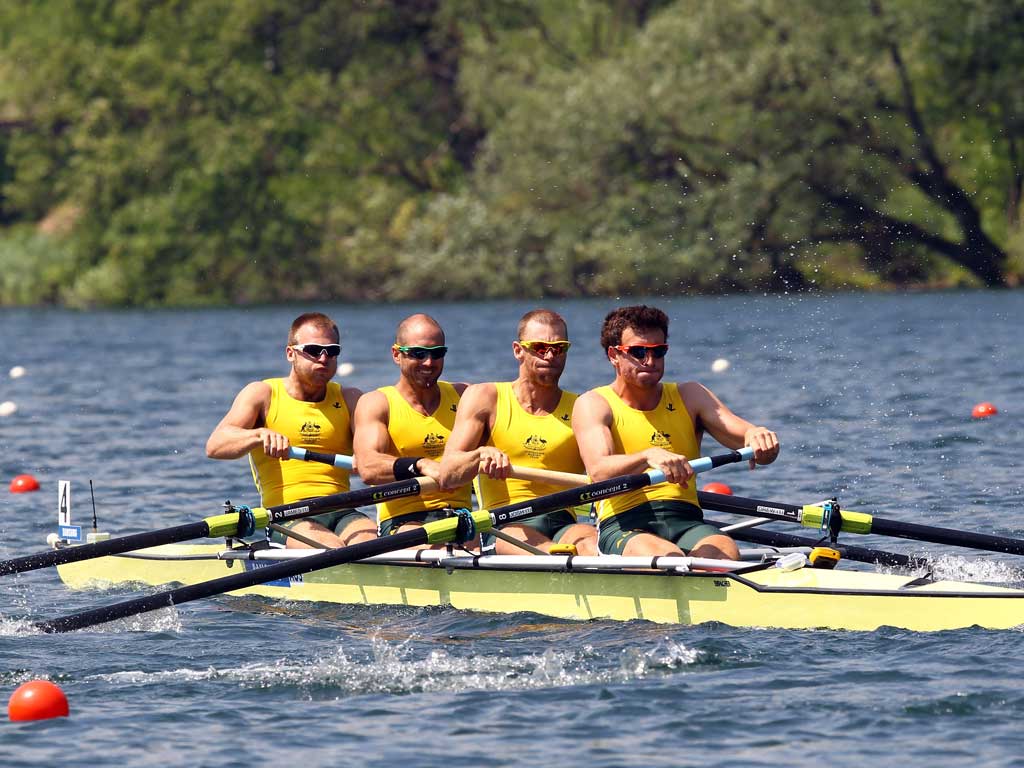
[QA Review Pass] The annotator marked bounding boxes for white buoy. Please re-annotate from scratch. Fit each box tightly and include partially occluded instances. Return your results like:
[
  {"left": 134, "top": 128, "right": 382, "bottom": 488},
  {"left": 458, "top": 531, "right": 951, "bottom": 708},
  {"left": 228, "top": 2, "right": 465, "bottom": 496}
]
[
  {"left": 0, "top": 401, "right": 17, "bottom": 416},
  {"left": 337, "top": 362, "right": 355, "bottom": 377},
  {"left": 9, "top": 366, "right": 25, "bottom": 379},
  {"left": 711, "top": 358, "right": 730, "bottom": 373}
]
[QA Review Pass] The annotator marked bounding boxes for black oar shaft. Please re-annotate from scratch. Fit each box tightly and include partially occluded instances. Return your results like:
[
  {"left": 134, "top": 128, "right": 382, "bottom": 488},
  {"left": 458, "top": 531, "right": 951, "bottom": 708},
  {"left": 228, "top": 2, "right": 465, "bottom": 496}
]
[
  {"left": 709, "top": 522, "right": 920, "bottom": 568},
  {"left": 699, "top": 490, "right": 803, "bottom": 524},
  {"left": 489, "top": 473, "right": 656, "bottom": 527},
  {"left": 37, "top": 470, "right": 664, "bottom": 633},
  {"left": 699, "top": 490, "right": 1024, "bottom": 558},
  {"left": 36, "top": 527, "right": 430, "bottom": 634},
  {"left": 0, "top": 477, "right": 427, "bottom": 577},
  {"left": 0, "top": 521, "right": 212, "bottom": 576},
  {"left": 868, "top": 517, "right": 1024, "bottom": 557}
]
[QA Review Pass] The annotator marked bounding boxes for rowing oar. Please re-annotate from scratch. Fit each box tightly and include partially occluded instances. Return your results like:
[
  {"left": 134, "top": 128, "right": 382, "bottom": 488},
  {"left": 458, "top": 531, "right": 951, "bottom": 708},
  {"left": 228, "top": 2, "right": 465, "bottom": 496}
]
[
  {"left": 699, "top": 490, "right": 1024, "bottom": 558},
  {"left": 0, "top": 476, "right": 433, "bottom": 577},
  {"left": 704, "top": 520, "right": 922, "bottom": 568},
  {"left": 474, "top": 447, "right": 755, "bottom": 489},
  {"left": 286, "top": 447, "right": 585, "bottom": 488},
  {"left": 34, "top": 469, "right": 670, "bottom": 633},
  {"left": 35, "top": 449, "right": 752, "bottom": 633}
]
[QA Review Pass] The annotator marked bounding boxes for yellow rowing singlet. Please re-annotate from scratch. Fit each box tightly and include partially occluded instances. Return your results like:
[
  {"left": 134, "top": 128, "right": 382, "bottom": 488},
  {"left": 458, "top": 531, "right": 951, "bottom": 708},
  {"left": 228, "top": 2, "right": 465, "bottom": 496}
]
[
  {"left": 248, "top": 378, "right": 352, "bottom": 507},
  {"left": 593, "top": 383, "right": 700, "bottom": 521},
  {"left": 476, "top": 382, "right": 584, "bottom": 508},
  {"left": 377, "top": 381, "right": 471, "bottom": 522}
]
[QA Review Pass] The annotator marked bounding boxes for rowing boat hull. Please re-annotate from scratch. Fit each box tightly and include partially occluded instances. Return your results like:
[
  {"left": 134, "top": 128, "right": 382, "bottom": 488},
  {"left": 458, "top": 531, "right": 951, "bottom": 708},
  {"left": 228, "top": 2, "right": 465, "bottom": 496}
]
[{"left": 55, "top": 544, "right": 1024, "bottom": 632}]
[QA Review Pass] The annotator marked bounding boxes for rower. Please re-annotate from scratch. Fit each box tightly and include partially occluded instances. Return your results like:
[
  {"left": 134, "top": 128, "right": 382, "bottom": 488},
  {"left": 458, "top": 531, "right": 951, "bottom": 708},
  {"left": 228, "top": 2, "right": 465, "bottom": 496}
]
[
  {"left": 439, "top": 309, "right": 599, "bottom": 555},
  {"left": 572, "top": 304, "right": 780, "bottom": 559},
  {"left": 205, "top": 312, "right": 377, "bottom": 548},
  {"left": 353, "top": 313, "right": 472, "bottom": 547}
]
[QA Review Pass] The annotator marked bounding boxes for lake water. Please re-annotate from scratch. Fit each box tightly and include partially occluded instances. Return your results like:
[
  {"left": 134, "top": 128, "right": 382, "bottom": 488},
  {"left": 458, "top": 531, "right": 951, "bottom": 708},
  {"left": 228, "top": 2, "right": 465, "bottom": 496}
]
[{"left": 1, "top": 291, "right": 1023, "bottom": 766}]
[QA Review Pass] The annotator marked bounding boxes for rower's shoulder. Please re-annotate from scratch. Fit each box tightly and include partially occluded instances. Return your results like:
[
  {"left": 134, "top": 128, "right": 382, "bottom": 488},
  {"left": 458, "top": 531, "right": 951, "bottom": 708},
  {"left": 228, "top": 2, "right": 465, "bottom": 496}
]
[
  {"left": 353, "top": 388, "right": 389, "bottom": 419},
  {"left": 573, "top": 387, "right": 613, "bottom": 418},
  {"left": 236, "top": 379, "right": 273, "bottom": 404},
  {"left": 339, "top": 384, "right": 363, "bottom": 411},
  {"left": 457, "top": 381, "right": 499, "bottom": 412},
  {"left": 676, "top": 380, "right": 712, "bottom": 400}
]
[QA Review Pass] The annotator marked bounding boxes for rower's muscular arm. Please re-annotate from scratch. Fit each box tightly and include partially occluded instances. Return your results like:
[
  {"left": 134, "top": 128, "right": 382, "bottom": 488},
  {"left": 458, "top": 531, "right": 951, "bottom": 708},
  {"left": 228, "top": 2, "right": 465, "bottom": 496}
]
[
  {"left": 439, "top": 383, "right": 506, "bottom": 490},
  {"left": 206, "top": 381, "right": 289, "bottom": 459},
  {"left": 572, "top": 391, "right": 694, "bottom": 485},
  {"left": 681, "top": 381, "right": 780, "bottom": 467},
  {"left": 352, "top": 390, "right": 401, "bottom": 484}
]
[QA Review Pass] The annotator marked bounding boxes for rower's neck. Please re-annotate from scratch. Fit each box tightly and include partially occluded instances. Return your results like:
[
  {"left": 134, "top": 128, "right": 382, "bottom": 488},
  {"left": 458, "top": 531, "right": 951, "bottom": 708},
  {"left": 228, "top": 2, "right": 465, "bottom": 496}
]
[
  {"left": 396, "top": 378, "right": 441, "bottom": 416},
  {"left": 285, "top": 374, "right": 328, "bottom": 403},
  {"left": 512, "top": 377, "right": 562, "bottom": 416},
  {"left": 612, "top": 379, "right": 662, "bottom": 411}
]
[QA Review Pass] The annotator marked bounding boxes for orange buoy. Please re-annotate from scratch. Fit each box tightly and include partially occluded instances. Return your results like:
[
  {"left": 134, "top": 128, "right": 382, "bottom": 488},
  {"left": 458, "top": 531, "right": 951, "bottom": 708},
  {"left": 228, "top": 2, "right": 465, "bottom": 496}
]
[
  {"left": 9, "top": 474, "right": 40, "bottom": 493},
  {"left": 702, "top": 481, "right": 733, "bottom": 495},
  {"left": 8, "top": 680, "right": 69, "bottom": 721},
  {"left": 971, "top": 402, "right": 998, "bottom": 419}
]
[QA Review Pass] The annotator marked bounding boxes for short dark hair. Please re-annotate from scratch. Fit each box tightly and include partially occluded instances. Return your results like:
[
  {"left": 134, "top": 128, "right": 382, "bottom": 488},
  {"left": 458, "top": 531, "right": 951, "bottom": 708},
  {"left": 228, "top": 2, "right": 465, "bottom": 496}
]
[
  {"left": 517, "top": 309, "right": 568, "bottom": 339},
  {"left": 599, "top": 305, "right": 669, "bottom": 350},
  {"left": 288, "top": 312, "right": 339, "bottom": 345}
]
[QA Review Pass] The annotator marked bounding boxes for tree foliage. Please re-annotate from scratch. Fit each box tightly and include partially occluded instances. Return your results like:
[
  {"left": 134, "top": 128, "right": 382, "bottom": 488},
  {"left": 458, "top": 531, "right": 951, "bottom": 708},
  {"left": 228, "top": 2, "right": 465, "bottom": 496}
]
[{"left": 0, "top": 0, "right": 1020, "bottom": 306}]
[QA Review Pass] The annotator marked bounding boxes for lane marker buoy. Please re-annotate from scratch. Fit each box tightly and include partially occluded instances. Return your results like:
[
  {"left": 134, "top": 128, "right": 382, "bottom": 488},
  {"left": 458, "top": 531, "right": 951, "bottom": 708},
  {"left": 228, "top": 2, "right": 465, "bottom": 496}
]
[
  {"left": 971, "top": 402, "right": 998, "bottom": 419},
  {"left": 702, "top": 481, "right": 733, "bottom": 495},
  {"left": 711, "top": 358, "right": 730, "bottom": 373},
  {"left": 9, "top": 366, "right": 25, "bottom": 379},
  {"left": 0, "top": 401, "right": 17, "bottom": 417},
  {"left": 8, "top": 680, "right": 69, "bottom": 721},
  {"left": 9, "top": 474, "right": 40, "bottom": 493}
]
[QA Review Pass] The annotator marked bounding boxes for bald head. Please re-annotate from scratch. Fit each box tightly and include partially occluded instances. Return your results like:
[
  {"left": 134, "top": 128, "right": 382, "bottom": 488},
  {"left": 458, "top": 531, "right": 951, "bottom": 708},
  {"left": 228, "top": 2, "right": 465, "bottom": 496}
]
[{"left": 396, "top": 313, "right": 445, "bottom": 346}]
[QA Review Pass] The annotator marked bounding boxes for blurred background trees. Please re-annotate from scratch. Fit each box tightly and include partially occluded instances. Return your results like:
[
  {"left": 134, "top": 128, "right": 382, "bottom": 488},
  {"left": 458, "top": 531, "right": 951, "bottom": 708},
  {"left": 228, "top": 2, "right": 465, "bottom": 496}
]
[{"left": 0, "top": 0, "right": 1020, "bottom": 306}]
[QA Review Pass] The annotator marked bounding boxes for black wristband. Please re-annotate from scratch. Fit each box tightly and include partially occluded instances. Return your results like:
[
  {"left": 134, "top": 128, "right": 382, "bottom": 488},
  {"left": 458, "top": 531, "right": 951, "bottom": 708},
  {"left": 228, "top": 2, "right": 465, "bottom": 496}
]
[{"left": 393, "top": 456, "right": 423, "bottom": 480}]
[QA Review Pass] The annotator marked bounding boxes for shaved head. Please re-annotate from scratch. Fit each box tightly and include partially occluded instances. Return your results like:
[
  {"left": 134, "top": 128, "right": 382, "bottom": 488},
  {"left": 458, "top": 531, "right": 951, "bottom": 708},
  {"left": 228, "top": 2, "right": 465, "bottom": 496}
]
[
  {"left": 517, "top": 309, "right": 567, "bottom": 340},
  {"left": 396, "top": 313, "right": 444, "bottom": 345}
]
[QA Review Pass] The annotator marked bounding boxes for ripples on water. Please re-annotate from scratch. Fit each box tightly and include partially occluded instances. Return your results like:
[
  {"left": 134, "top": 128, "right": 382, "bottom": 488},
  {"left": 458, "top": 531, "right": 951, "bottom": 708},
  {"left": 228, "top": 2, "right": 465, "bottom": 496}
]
[{"left": 2, "top": 292, "right": 1024, "bottom": 766}]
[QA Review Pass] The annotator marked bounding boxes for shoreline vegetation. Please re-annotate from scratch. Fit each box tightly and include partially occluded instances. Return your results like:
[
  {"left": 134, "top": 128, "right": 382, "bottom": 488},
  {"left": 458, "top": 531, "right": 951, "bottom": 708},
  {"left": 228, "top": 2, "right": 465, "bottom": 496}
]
[{"left": 1, "top": 1, "right": 1022, "bottom": 308}]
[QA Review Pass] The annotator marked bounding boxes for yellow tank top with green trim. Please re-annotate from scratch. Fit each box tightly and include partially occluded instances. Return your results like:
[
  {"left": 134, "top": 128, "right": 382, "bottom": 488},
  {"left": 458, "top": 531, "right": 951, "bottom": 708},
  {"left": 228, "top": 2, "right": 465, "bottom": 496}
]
[
  {"left": 377, "top": 381, "right": 471, "bottom": 522},
  {"left": 476, "top": 382, "right": 585, "bottom": 509},
  {"left": 248, "top": 378, "right": 351, "bottom": 508},
  {"left": 593, "top": 382, "right": 701, "bottom": 522}
]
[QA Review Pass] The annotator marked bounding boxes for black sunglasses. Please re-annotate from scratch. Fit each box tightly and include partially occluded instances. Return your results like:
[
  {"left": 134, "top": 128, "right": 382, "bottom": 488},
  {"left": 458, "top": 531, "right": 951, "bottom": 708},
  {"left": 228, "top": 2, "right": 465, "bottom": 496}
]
[
  {"left": 291, "top": 343, "right": 342, "bottom": 359},
  {"left": 614, "top": 344, "right": 669, "bottom": 361},
  {"left": 394, "top": 344, "right": 448, "bottom": 361}
]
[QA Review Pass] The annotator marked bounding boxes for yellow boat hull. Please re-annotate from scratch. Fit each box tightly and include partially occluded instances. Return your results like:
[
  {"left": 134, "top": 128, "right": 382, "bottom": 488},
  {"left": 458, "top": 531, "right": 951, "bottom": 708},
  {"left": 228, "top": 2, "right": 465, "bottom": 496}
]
[{"left": 54, "top": 544, "right": 1024, "bottom": 632}]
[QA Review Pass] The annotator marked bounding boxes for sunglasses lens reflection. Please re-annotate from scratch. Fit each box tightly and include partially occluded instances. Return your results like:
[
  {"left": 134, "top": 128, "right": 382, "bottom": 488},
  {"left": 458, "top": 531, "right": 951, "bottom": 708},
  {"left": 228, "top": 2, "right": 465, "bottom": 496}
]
[
  {"left": 403, "top": 347, "right": 447, "bottom": 360},
  {"left": 624, "top": 345, "right": 668, "bottom": 360},
  {"left": 295, "top": 344, "right": 341, "bottom": 358}
]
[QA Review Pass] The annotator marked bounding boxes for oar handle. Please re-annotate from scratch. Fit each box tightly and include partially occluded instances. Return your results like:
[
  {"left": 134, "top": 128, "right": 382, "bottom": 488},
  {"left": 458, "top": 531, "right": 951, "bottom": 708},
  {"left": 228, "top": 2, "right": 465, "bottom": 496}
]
[
  {"left": 288, "top": 447, "right": 354, "bottom": 470},
  {"left": 508, "top": 466, "right": 588, "bottom": 487},
  {"left": 505, "top": 448, "right": 752, "bottom": 489},
  {"left": 690, "top": 447, "right": 754, "bottom": 473}
]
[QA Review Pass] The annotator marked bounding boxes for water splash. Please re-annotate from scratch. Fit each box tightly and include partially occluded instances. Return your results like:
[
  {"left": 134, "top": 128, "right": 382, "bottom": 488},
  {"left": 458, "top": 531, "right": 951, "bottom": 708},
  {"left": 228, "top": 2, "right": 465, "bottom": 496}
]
[
  {"left": 927, "top": 555, "right": 1024, "bottom": 585},
  {"left": 87, "top": 633, "right": 702, "bottom": 696}
]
